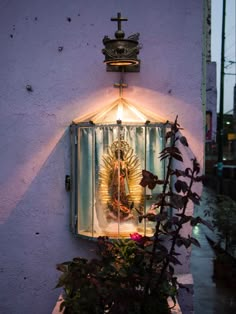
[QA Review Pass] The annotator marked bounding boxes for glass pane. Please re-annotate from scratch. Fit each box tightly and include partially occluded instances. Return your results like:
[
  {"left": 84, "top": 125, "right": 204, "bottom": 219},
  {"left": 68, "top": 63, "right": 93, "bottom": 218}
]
[
  {"left": 77, "top": 127, "right": 94, "bottom": 236},
  {"left": 144, "top": 126, "right": 165, "bottom": 234},
  {"left": 75, "top": 124, "right": 165, "bottom": 238}
]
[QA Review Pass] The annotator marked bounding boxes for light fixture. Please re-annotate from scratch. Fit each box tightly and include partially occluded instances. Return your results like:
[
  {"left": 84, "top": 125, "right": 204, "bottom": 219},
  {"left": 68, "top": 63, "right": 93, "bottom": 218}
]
[{"left": 102, "top": 12, "right": 141, "bottom": 72}]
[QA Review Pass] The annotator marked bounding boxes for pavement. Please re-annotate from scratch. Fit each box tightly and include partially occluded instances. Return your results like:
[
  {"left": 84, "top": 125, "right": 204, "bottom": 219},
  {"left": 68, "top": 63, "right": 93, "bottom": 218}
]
[{"left": 190, "top": 186, "right": 236, "bottom": 314}]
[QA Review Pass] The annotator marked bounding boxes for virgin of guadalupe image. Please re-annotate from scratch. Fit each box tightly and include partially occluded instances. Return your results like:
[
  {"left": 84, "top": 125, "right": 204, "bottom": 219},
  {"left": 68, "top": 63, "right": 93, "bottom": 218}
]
[
  {"left": 98, "top": 139, "right": 143, "bottom": 230},
  {"left": 109, "top": 148, "right": 131, "bottom": 220}
]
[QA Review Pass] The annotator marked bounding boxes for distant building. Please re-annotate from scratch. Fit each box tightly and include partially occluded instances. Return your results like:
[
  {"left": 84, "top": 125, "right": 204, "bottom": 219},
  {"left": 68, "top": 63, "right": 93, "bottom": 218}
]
[
  {"left": 204, "top": 0, "right": 217, "bottom": 163},
  {"left": 219, "top": 84, "right": 236, "bottom": 161},
  {"left": 217, "top": 109, "right": 235, "bottom": 160},
  {"left": 206, "top": 62, "right": 217, "bottom": 143},
  {"left": 234, "top": 84, "right": 236, "bottom": 159}
]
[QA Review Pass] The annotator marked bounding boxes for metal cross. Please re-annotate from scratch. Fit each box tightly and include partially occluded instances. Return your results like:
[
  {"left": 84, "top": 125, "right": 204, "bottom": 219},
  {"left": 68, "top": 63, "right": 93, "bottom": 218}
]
[
  {"left": 111, "top": 12, "right": 127, "bottom": 31},
  {"left": 114, "top": 79, "right": 128, "bottom": 97}
]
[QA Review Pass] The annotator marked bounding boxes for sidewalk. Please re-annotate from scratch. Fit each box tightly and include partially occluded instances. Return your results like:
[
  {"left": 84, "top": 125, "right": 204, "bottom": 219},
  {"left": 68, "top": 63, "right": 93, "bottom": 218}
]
[{"left": 190, "top": 187, "right": 236, "bottom": 314}]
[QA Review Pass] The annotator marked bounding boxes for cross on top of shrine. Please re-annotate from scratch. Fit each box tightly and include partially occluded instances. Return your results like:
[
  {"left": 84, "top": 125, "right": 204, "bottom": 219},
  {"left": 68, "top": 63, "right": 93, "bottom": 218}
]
[{"left": 111, "top": 12, "right": 127, "bottom": 31}]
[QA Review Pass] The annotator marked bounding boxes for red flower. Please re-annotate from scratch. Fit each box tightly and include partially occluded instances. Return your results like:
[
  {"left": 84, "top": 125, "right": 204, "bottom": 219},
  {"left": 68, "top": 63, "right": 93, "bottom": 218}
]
[{"left": 130, "top": 232, "right": 143, "bottom": 242}]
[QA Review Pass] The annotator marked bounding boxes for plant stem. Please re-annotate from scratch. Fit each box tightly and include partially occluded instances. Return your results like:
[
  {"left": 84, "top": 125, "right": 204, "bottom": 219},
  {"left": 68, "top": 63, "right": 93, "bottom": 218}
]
[
  {"left": 144, "top": 134, "right": 177, "bottom": 297},
  {"left": 156, "top": 162, "right": 195, "bottom": 287}
]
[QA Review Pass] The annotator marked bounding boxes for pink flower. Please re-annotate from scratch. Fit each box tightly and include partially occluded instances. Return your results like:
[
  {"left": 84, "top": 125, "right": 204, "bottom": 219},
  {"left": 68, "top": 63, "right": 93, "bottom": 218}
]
[{"left": 130, "top": 232, "right": 143, "bottom": 242}]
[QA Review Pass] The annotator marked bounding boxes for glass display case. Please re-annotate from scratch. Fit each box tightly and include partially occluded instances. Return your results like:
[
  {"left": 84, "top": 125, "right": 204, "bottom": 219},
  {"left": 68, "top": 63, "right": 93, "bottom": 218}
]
[{"left": 69, "top": 99, "right": 169, "bottom": 238}]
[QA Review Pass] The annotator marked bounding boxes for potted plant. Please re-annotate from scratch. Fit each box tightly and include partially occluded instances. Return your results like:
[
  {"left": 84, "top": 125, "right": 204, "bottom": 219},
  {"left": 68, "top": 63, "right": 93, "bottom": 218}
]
[
  {"left": 55, "top": 117, "right": 211, "bottom": 313},
  {"left": 212, "top": 195, "right": 236, "bottom": 255},
  {"left": 207, "top": 195, "right": 236, "bottom": 285}
]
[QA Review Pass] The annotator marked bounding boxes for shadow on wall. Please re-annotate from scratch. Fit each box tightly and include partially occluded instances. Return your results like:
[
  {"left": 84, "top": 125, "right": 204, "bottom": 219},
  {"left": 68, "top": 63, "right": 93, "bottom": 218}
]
[{"left": 0, "top": 128, "right": 97, "bottom": 314}]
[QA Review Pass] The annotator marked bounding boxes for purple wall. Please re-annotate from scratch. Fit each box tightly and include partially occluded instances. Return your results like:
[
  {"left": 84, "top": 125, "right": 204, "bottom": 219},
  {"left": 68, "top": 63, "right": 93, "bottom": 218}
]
[{"left": 0, "top": 0, "right": 204, "bottom": 313}]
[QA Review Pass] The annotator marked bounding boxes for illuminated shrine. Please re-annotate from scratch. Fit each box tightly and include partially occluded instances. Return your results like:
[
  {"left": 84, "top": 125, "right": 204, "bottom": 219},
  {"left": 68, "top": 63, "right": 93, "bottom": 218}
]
[
  {"left": 69, "top": 96, "right": 170, "bottom": 238},
  {"left": 67, "top": 12, "right": 172, "bottom": 239}
]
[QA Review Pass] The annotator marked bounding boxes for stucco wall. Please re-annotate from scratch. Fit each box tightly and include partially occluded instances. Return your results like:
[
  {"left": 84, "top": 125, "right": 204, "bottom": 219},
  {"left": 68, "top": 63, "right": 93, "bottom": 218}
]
[{"left": 0, "top": 0, "right": 204, "bottom": 313}]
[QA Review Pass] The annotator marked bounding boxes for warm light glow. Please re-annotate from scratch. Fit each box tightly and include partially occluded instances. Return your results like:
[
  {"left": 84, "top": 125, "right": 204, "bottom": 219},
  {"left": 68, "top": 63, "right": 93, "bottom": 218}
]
[
  {"left": 105, "top": 59, "right": 139, "bottom": 66},
  {"left": 104, "top": 222, "right": 138, "bottom": 238},
  {"left": 117, "top": 101, "right": 124, "bottom": 120},
  {"left": 72, "top": 95, "right": 168, "bottom": 125},
  {"left": 128, "top": 104, "right": 146, "bottom": 122},
  {"left": 0, "top": 130, "right": 65, "bottom": 223}
]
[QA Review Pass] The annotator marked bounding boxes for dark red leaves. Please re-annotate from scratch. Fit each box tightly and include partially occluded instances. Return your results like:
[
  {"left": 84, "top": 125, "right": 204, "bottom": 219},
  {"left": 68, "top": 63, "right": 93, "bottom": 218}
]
[
  {"left": 176, "top": 236, "right": 200, "bottom": 248},
  {"left": 192, "top": 158, "right": 200, "bottom": 174},
  {"left": 189, "top": 237, "right": 201, "bottom": 247},
  {"left": 175, "top": 180, "right": 188, "bottom": 193},
  {"left": 168, "top": 254, "right": 182, "bottom": 265},
  {"left": 175, "top": 214, "right": 192, "bottom": 225},
  {"left": 173, "top": 169, "right": 186, "bottom": 177},
  {"left": 170, "top": 193, "right": 187, "bottom": 209},
  {"left": 165, "top": 131, "right": 174, "bottom": 141},
  {"left": 138, "top": 213, "right": 156, "bottom": 223},
  {"left": 190, "top": 216, "right": 214, "bottom": 231},
  {"left": 140, "top": 170, "right": 158, "bottom": 189},
  {"left": 176, "top": 236, "right": 191, "bottom": 248},
  {"left": 188, "top": 191, "right": 201, "bottom": 205},
  {"left": 179, "top": 136, "right": 189, "bottom": 147},
  {"left": 159, "top": 147, "right": 183, "bottom": 162},
  {"left": 194, "top": 175, "right": 204, "bottom": 182}
]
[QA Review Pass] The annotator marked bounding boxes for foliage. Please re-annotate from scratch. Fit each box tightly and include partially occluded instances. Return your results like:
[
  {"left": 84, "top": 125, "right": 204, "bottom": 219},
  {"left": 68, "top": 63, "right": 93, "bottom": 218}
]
[
  {"left": 56, "top": 237, "right": 172, "bottom": 314},
  {"left": 56, "top": 117, "right": 210, "bottom": 313},
  {"left": 211, "top": 194, "right": 236, "bottom": 254}
]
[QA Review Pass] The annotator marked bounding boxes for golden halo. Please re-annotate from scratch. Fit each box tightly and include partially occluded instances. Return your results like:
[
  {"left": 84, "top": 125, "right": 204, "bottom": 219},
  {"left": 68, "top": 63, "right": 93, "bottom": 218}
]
[{"left": 110, "top": 140, "right": 130, "bottom": 156}]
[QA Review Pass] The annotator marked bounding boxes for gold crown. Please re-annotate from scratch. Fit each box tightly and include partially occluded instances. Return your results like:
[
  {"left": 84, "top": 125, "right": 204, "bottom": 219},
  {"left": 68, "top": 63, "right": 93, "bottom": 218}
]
[{"left": 110, "top": 140, "right": 130, "bottom": 156}]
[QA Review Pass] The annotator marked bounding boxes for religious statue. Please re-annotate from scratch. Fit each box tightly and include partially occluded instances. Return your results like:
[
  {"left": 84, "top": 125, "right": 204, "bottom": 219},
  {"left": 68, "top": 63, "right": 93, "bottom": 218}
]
[
  {"left": 108, "top": 148, "right": 131, "bottom": 219},
  {"left": 98, "top": 139, "right": 143, "bottom": 223}
]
